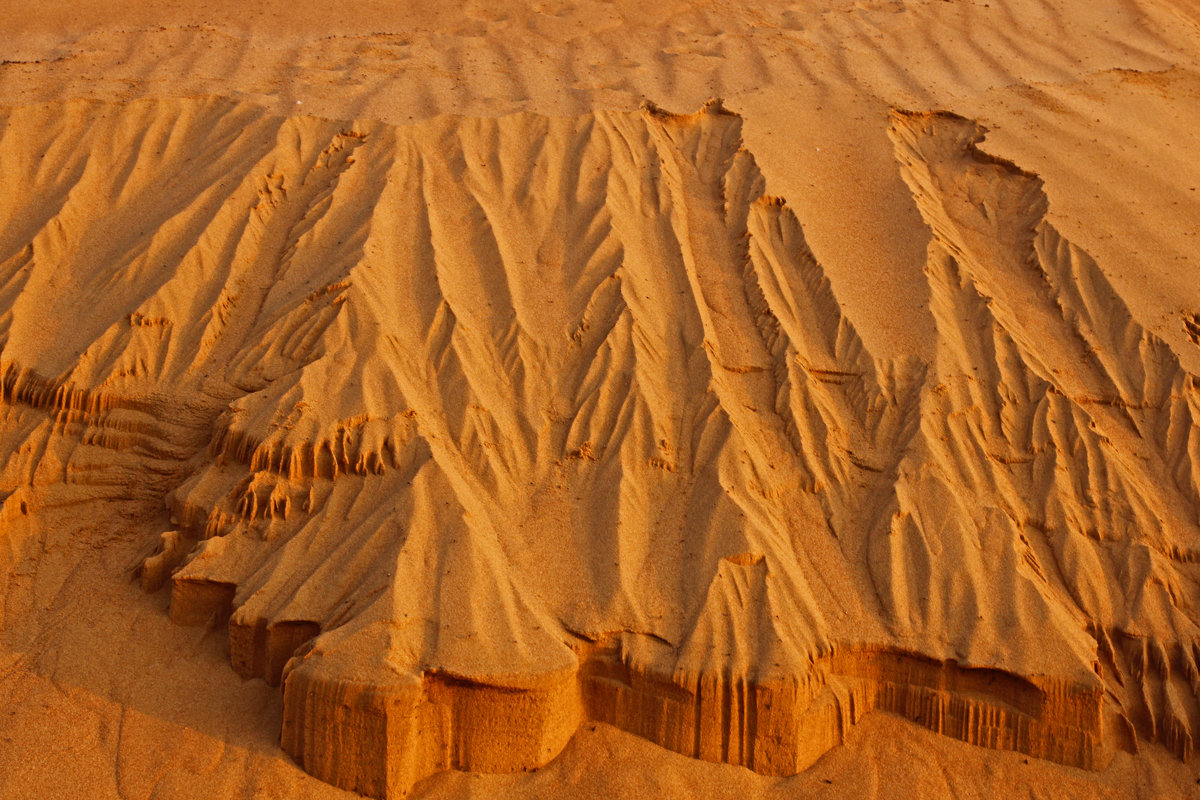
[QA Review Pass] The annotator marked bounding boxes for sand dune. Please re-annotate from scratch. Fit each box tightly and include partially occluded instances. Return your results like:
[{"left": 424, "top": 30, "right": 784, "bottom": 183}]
[
  {"left": 0, "top": 91, "right": 1195, "bottom": 796},
  {"left": 3, "top": 1, "right": 1200, "bottom": 799}
]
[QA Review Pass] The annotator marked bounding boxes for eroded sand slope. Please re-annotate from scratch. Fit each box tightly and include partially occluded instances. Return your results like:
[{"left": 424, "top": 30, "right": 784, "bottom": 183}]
[{"left": 0, "top": 95, "right": 1198, "bottom": 796}]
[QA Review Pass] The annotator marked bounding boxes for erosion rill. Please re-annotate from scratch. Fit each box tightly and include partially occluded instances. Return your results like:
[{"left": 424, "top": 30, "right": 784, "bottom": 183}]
[{"left": 0, "top": 96, "right": 1196, "bottom": 796}]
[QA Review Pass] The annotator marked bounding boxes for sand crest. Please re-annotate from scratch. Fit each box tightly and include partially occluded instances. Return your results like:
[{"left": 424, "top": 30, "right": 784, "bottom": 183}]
[{"left": 0, "top": 93, "right": 1193, "bottom": 796}]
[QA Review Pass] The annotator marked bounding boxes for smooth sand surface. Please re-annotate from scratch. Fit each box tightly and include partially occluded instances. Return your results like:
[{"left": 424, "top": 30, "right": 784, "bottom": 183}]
[{"left": 1, "top": 1, "right": 1200, "bottom": 798}]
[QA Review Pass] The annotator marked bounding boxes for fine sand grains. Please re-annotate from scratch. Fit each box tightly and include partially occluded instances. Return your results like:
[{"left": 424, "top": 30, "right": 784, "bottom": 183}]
[{"left": 2, "top": 1, "right": 1200, "bottom": 799}]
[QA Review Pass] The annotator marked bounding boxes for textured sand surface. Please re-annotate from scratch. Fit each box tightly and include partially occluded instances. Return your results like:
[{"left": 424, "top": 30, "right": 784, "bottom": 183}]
[{"left": 2, "top": 1, "right": 1200, "bottom": 798}]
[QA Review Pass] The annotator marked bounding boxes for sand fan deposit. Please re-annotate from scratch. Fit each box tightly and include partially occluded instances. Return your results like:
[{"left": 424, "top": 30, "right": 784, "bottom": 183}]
[{"left": 0, "top": 96, "right": 1198, "bottom": 797}]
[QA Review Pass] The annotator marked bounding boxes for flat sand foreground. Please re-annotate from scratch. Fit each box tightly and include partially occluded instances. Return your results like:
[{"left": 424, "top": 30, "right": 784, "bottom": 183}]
[{"left": 1, "top": 2, "right": 1200, "bottom": 799}]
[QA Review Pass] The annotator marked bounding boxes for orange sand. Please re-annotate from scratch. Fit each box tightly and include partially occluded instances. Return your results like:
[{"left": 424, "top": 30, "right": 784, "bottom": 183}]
[{"left": 2, "top": 2, "right": 1200, "bottom": 798}]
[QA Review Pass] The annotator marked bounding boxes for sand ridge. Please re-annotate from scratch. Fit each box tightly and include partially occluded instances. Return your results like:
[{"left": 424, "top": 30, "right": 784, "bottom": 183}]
[{"left": 0, "top": 94, "right": 1195, "bottom": 795}]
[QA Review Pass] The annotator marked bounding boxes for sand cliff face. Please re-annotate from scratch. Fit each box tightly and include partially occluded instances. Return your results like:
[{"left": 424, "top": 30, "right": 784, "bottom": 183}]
[{"left": 0, "top": 96, "right": 1198, "bottom": 797}]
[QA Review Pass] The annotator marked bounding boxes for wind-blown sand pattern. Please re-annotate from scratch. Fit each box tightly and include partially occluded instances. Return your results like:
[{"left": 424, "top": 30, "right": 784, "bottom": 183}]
[{"left": 0, "top": 92, "right": 1198, "bottom": 796}]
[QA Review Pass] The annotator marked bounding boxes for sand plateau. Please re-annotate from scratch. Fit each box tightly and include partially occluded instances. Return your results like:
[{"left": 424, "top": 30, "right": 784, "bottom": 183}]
[{"left": 0, "top": 91, "right": 1198, "bottom": 797}]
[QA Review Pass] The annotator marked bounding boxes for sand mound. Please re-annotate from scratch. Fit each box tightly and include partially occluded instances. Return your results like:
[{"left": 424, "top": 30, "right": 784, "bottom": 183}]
[{"left": 0, "top": 95, "right": 1198, "bottom": 796}]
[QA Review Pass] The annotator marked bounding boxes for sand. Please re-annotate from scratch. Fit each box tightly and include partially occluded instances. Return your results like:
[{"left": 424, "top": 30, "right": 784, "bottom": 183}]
[{"left": 1, "top": 1, "right": 1200, "bottom": 798}]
